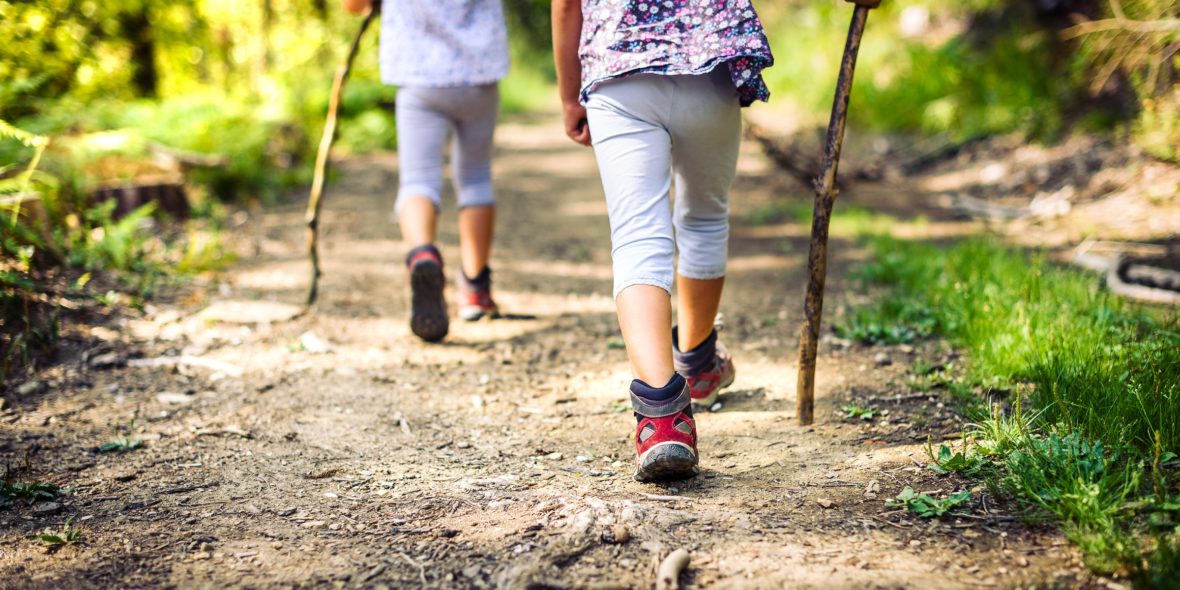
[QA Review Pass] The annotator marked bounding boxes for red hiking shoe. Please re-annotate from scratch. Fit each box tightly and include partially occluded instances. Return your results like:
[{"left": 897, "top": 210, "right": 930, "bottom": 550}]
[
  {"left": 684, "top": 342, "right": 735, "bottom": 407},
  {"left": 457, "top": 267, "right": 499, "bottom": 321},
  {"left": 406, "top": 245, "right": 448, "bottom": 342},
  {"left": 631, "top": 376, "right": 699, "bottom": 482},
  {"left": 673, "top": 328, "right": 736, "bottom": 408}
]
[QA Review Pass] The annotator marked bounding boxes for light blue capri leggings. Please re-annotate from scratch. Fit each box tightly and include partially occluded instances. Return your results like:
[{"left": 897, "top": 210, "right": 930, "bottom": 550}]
[
  {"left": 394, "top": 84, "right": 499, "bottom": 212},
  {"left": 585, "top": 69, "right": 742, "bottom": 298}
]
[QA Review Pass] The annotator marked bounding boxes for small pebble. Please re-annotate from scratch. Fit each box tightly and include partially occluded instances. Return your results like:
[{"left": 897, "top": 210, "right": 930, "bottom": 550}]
[
  {"left": 33, "top": 502, "right": 61, "bottom": 514},
  {"left": 16, "top": 380, "right": 46, "bottom": 397}
]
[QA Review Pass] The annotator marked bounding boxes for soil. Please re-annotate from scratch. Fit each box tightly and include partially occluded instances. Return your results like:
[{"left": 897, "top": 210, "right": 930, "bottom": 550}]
[{"left": 1, "top": 113, "right": 1140, "bottom": 589}]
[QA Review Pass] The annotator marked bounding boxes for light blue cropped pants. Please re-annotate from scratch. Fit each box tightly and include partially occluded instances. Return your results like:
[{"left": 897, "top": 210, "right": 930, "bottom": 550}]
[
  {"left": 585, "top": 70, "right": 742, "bottom": 298},
  {"left": 394, "top": 84, "right": 499, "bottom": 213}
]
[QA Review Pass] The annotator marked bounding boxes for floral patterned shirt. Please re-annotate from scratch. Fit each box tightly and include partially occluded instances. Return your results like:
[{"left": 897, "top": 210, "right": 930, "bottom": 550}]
[
  {"left": 379, "top": 0, "right": 509, "bottom": 87},
  {"left": 579, "top": 0, "right": 774, "bottom": 106}
]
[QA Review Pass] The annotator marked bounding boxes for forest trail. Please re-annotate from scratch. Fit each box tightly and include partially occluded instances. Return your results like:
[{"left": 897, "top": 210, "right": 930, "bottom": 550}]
[{"left": 1, "top": 114, "right": 1098, "bottom": 589}]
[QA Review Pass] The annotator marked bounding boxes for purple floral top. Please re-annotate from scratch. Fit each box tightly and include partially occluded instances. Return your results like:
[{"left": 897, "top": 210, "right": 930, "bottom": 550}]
[{"left": 579, "top": 0, "right": 774, "bottom": 106}]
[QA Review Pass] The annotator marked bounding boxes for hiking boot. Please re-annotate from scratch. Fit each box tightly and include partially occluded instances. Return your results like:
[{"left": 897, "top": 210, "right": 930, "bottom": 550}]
[
  {"left": 673, "top": 327, "right": 736, "bottom": 408},
  {"left": 457, "top": 266, "right": 499, "bottom": 321},
  {"left": 406, "top": 244, "right": 448, "bottom": 342},
  {"left": 631, "top": 375, "right": 699, "bottom": 482}
]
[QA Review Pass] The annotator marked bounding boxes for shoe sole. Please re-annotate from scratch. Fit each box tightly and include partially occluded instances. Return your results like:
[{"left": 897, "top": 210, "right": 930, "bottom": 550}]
[
  {"left": 634, "top": 442, "right": 699, "bottom": 482},
  {"left": 458, "top": 306, "right": 499, "bottom": 322},
  {"left": 410, "top": 261, "right": 448, "bottom": 342}
]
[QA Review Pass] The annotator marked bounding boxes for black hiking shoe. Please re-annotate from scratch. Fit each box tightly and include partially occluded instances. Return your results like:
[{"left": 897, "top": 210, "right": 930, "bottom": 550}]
[{"left": 406, "top": 244, "right": 448, "bottom": 342}]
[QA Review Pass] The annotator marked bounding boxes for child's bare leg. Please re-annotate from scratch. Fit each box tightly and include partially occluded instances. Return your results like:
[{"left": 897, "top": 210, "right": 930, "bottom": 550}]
[
  {"left": 398, "top": 195, "right": 438, "bottom": 247},
  {"left": 676, "top": 275, "right": 724, "bottom": 351},
  {"left": 458, "top": 205, "right": 494, "bottom": 279},
  {"left": 616, "top": 285, "right": 675, "bottom": 386}
]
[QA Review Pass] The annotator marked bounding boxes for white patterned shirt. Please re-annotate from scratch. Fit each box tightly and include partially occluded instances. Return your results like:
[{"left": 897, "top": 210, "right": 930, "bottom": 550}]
[
  {"left": 379, "top": 0, "right": 510, "bottom": 87},
  {"left": 578, "top": 0, "right": 773, "bottom": 106}
]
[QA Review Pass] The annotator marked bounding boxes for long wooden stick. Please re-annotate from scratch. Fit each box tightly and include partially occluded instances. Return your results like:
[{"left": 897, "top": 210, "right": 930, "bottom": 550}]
[
  {"left": 305, "top": 7, "right": 379, "bottom": 307},
  {"left": 796, "top": 0, "right": 880, "bottom": 426}
]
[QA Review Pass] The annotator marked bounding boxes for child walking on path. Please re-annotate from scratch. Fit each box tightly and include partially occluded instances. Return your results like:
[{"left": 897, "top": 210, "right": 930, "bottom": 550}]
[
  {"left": 343, "top": 0, "right": 509, "bottom": 342},
  {"left": 552, "top": 0, "right": 774, "bottom": 481}
]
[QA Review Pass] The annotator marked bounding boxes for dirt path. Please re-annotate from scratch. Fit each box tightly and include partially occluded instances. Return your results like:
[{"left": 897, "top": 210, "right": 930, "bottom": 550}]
[{"left": 2, "top": 115, "right": 1101, "bottom": 589}]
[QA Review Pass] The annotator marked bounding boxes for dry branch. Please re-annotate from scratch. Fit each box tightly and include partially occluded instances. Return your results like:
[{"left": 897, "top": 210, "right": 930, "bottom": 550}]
[
  {"left": 304, "top": 6, "right": 379, "bottom": 307},
  {"left": 1063, "top": 17, "right": 1179, "bottom": 37},
  {"left": 797, "top": 2, "right": 876, "bottom": 426}
]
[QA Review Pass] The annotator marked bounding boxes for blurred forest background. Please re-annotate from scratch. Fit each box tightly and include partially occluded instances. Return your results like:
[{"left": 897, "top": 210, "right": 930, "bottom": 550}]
[
  {"left": 1, "top": 0, "right": 1177, "bottom": 380},
  {"left": 2, "top": 2, "right": 1180, "bottom": 584}
]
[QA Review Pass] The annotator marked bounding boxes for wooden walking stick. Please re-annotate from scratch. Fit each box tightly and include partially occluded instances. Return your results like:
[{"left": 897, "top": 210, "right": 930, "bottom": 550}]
[
  {"left": 305, "top": 3, "right": 380, "bottom": 306},
  {"left": 796, "top": 0, "right": 881, "bottom": 426}
]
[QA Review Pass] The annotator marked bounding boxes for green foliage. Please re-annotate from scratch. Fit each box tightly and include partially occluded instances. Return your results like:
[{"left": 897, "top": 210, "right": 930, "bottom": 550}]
[
  {"left": 887, "top": 486, "right": 973, "bottom": 518},
  {"left": 761, "top": 2, "right": 1081, "bottom": 140},
  {"left": 1067, "top": 0, "right": 1180, "bottom": 162},
  {"left": 99, "top": 416, "right": 144, "bottom": 453},
  {"left": 1134, "top": 533, "right": 1180, "bottom": 590},
  {"left": 835, "top": 300, "right": 936, "bottom": 345},
  {"left": 1, "top": 119, "right": 229, "bottom": 384},
  {"left": 863, "top": 29, "right": 1074, "bottom": 140},
  {"left": 98, "top": 437, "right": 143, "bottom": 453},
  {"left": 841, "top": 403, "right": 878, "bottom": 421},
  {"left": 1004, "top": 432, "right": 1143, "bottom": 572},
  {"left": 761, "top": 1, "right": 1177, "bottom": 146},
  {"left": 927, "top": 441, "right": 988, "bottom": 476},
  {"left": 0, "top": 479, "right": 60, "bottom": 508},
  {"left": 969, "top": 400, "right": 1037, "bottom": 458},
  {"left": 1134, "top": 92, "right": 1180, "bottom": 162},
  {"left": 36, "top": 516, "right": 83, "bottom": 548}
]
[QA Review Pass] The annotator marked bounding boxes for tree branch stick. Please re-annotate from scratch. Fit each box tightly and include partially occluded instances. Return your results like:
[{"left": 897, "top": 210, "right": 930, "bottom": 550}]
[
  {"left": 796, "top": 4, "right": 873, "bottom": 426},
  {"left": 304, "top": 7, "right": 378, "bottom": 307}
]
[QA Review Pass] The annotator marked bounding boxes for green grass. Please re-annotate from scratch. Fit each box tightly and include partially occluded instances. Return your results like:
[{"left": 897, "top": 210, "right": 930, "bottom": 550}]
[
  {"left": 841, "top": 236, "right": 1180, "bottom": 574},
  {"left": 843, "top": 237, "right": 1180, "bottom": 453}
]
